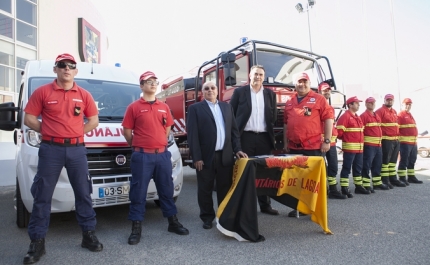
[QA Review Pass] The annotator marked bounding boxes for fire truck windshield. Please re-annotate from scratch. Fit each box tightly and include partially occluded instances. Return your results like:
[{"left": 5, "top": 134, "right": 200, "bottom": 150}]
[
  {"left": 256, "top": 50, "right": 317, "bottom": 86},
  {"left": 29, "top": 77, "right": 142, "bottom": 118}
]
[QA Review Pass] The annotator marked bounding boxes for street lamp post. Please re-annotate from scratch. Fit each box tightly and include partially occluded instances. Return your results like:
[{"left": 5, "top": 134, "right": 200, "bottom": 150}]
[{"left": 295, "top": 0, "right": 316, "bottom": 52}]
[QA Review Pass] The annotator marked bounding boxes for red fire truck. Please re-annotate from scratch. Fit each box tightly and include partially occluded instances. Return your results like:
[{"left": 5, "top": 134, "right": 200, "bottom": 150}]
[{"left": 156, "top": 40, "right": 343, "bottom": 166}]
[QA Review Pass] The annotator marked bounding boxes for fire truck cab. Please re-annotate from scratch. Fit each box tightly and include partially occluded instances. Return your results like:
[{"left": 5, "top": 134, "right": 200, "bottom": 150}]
[{"left": 157, "top": 40, "right": 342, "bottom": 166}]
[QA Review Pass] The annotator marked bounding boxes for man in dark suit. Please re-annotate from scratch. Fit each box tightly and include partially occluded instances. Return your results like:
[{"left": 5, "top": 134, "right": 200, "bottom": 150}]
[
  {"left": 230, "top": 65, "right": 279, "bottom": 215},
  {"left": 187, "top": 81, "right": 247, "bottom": 230}
]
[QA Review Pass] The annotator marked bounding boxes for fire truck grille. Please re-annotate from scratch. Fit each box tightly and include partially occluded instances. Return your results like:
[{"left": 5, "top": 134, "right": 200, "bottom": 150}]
[{"left": 87, "top": 152, "right": 132, "bottom": 177}]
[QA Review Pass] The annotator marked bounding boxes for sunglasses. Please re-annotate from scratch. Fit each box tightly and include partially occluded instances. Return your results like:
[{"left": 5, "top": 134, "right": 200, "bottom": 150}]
[
  {"left": 56, "top": 62, "right": 77, "bottom": 69},
  {"left": 203, "top": 86, "right": 216, "bottom": 91},
  {"left": 145, "top": 80, "right": 159, "bottom": 85}
]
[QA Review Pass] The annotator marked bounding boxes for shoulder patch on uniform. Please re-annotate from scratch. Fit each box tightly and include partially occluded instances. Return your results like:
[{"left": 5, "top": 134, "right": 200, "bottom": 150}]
[
  {"left": 47, "top": 100, "right": 58, "bottom": 104},
  {"left": 72, "top": 98, "right": 83, "bottom": 102},
  {"left": 140, "top": 110, "right": 148, "bottom": 112},
  {"left": 158, "top": 109, "right": 167, "bottom": 113},
  {"left": 310, "top": 98, "right": 315, "bottom": 102}
]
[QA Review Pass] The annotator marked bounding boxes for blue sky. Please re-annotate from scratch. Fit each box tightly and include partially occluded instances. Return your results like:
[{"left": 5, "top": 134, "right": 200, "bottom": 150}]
[{"left": 90, "top": 0, "right": 430, "bottom": 129}]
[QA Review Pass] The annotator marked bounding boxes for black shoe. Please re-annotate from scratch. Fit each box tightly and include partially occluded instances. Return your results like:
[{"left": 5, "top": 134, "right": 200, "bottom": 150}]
[
  {"left": 341, "top": 187, "right": 353, "bottom": 198},
  {"left": 365, "top": 186, "right": 375, "bottom": 193},
  {"left": 382, "top": 178, "right": 393, "bottom": 189},
  {"left": 328, "top": 189, "right": 347, "bottom": 199},
  {"left": 261, "top": 207, "right": 279, "bottom": 215},
  {"left": 355, "top": 185, "right": 371, "bottom": 194},
  {"left": 373, "top": 184, "right": 389, "bottom": 190},
  {"left": 81, "top": 231, "right": 103, "bottom": 252},
  {"left": 399, "top": 177, "right": 410, "bottom": 186},
  {"left": 23, "top": 239, "right": 45, "bottom": 264},
  {"left": 202, "top": 221, "right": 213, "bottom": 229},
  {"left": 389, "top": 177, "right": 407, "bottom": 187},
  {"left": 167, "top": 215, "right": 189, "bottom": 235},
  {"left": 408, "top": 176, "right": 423, "bottom": 184},
  {"left": 128, "top": 221, "right": 142, "bottom": 245},
  {"left": 288, "top": 210, "right": 306, "bottom": 217}
]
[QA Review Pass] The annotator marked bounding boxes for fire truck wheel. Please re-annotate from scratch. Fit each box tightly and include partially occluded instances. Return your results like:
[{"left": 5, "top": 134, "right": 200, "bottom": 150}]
[{"left": 154, "top": 196, "right": 178, "bottom": 207}]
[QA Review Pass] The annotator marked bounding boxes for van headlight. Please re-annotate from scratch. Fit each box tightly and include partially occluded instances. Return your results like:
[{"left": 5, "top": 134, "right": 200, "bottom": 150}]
[
  {"left": 27, "top": 130, "right": 42, "bottom": 147},
  {"left": 167, "top": 131, "right": 175, "bottom": 147}
]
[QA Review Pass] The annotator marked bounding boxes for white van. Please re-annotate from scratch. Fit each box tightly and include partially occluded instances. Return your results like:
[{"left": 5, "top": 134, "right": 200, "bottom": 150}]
[{"left": 0, "top": 60, "right": 183, "bottom": 227}]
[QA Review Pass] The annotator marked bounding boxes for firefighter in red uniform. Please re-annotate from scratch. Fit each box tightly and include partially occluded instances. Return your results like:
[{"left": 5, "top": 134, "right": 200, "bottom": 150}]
[
  {"left": 360, "top": 97, "right": 389, "bottom": 192},
  {"left": 23, "top": 53, "right": 102, "bottom": 264},
  {"left": 336, "top": 96, "right": 370, "bottom": 197},
  {"left": 122, "top": 71, "right": 189, "bottom": 246},
  {"left": 283, "top": 72, "right": 334, "bottom": 216},
  {"left": 397, "top": 98, "right": 423, "bottom": 184},
  {"left": 375, "top": 94, "right": 406, "bottom": 188},
  {"left": 318, "top": 83, "right": 346, "bottom": 199}
]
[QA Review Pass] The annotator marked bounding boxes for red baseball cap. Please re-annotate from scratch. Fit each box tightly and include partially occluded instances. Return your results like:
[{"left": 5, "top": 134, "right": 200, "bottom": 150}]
[
  {"left": 346, "top": 96, "right": 362, "bottom": 105},
  {"left": 139, "top": 71, "right": 158, "bottom": 82},
  {"left": 402, "top": 98, "right": 413, "bottom": 104},
  {"left": 365, "top": 97, "right": 376, "bottom": 103},
  {"left": 295, "top": 72, "right": 310, "bottom": 83},
  {"left": 318, "top": 82, "right": 331, "bottom": 91},
  {"left": 55, "top": 53, "right": 77, "bottom": 64},
  {"left": 384, "top": 94, "right": 394, "bottom": 100}
]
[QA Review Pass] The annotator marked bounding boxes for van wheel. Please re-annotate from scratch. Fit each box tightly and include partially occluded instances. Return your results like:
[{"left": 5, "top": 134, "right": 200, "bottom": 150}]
[
  {"left": 15, "top": 179, "right": 30, "bottom": 228},
  {"left": 154, "top": 196, "right": 178, "bottom": 207}
]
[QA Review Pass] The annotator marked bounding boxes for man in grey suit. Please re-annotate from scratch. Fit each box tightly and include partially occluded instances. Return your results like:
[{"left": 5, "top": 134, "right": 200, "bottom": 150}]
[
  {"left": 187, "top": 81, "right": 247, "bottom": 230},
  {"left": 230, "top": 65, "right": 279, "bottom": 215}
]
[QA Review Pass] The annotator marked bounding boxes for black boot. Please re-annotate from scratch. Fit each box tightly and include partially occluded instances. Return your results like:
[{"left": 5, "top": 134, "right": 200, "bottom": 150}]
[
  {"left": 373, "top": 183, "right": 389, "bottom": 190},
  {"left": 355, "top": 185, "right": 371, "bottom": 194},
  {"left": 408, "top": 176, "right": 423, "bottom": 184},
  {"left": 328, "top": 185, "right": 347, "bottom": 199},
  {"left": 389, "top": 176, "right": 406, "bottom": 187},
  {"left": 23, "top": 239, "right": 45, "bottom": 264},
  {"left": 399, "top": 176, "right": 410, "bottom": 186},
  {"left": 128, "top": 221, "right": 142, "bottom": 245},
  {"left": 365, "top": 186, "right": 375, "bottom": 193},
  {"left": 382, "top": 177, "right": 394, "bottom": 189},
  {"left": 341, "top": 187, "right": 353, "bottom": 198},
  {"left": 167, "top": 215, "right": 189, "bottom": 235},
  {"left": 81, "top": 231, "right": 103, "bottom": 252}
]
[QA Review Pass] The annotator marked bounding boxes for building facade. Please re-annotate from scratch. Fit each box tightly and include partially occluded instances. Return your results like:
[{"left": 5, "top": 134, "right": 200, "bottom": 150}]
[{"left": 0, "top": 0, "right": 107, "bottom": 143}]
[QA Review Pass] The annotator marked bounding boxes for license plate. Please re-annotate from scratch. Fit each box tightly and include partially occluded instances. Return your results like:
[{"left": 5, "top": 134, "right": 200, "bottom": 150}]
[{"left": 99, "top": 185, "right": 130, "bottom": 198}]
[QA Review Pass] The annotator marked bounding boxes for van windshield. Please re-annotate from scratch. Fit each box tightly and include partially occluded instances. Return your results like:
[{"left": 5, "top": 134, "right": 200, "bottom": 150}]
[{"left": 29, "top": 78, "right": 142, "bottom": 118}]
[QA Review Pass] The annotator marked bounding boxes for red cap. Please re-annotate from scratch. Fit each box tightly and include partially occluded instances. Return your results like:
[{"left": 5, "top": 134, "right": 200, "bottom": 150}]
[
  {"left": 402, "top": 98, "right": 412, "bottom": 104},
  {"left": 55, "top": 53, "right": 76, "bottom": 64},
  {"left": 365, "top": 97, "right": 376, "bottom": 103},
  {"left": 295, "top": 72, "right": 310, "bottom": 83},
  {"left": 346, "top": 96, "right": 362, "bottom": 105},
  {"left": 139, "top": 71, "right": 158, "bottom": 82},
  {"left": 318, "top": 82, "right": 331, "bottom": 91},
  {"left": 384, "top": 94, "right": 394, "bottom": 100}
]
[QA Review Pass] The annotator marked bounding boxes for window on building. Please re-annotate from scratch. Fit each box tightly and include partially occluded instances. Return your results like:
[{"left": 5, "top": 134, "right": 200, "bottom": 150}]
[
  {"left": 0, "top": 40, "right": 14, "bottom": 66},
  {"left": 0, "top": 94, "right": 13, "bottom": 104},
  {"left": 28, "top": 0, "right": 37, "bottom": 3},
  {"left": 17, "top": 0, "right": 37, "bottom": 26},
  {"left": 0, "top": 65, "right": 14, "bottom": 92},
  {"left": 16, "top": 20, "right": 37, "bottom": 47},
  {"left": 0, "top": 13, "right": 13, "bottom": 39},
  {"left": 0, "top": 0, "right": 12, "bottom": 13},
  {"left": 17, "top": 56, "right": 28, "bottom": 69}
]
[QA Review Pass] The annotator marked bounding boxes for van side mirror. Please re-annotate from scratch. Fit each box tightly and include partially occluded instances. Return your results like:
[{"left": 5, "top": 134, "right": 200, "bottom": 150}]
[
  {"left": 221, "top": 53, "right": 237, "bottom": 86},
  {"left": 0, "top": 102, "right": 19, "bottom": 131}
]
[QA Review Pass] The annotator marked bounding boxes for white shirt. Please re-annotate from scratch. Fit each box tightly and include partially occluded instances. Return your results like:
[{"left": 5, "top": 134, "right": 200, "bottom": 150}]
[
  {"left": 205, "top": 99, "right": 226, "bottom": 151},
  {"left": 244, "top": 86, "right": 266, "bottom": 132}
]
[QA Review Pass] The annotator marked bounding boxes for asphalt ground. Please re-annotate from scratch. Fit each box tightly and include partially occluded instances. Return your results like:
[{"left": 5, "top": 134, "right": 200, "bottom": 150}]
[{"left": 0, "top": 158, "right": 429, "bottom": 265}]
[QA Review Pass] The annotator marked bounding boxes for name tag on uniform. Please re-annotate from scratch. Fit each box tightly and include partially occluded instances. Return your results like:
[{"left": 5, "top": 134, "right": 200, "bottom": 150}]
[
  {"left": 73, "top": 98, "right": 83, "bottom": 102},
  {"left": 140, "top": 110, "right": 148, "bottom": 113},
  {"left": 47, "top": 100, "right": 58, "bottom": 104},
  {"left": 158, "top": 109, "right": 167, "bottom": 113}
]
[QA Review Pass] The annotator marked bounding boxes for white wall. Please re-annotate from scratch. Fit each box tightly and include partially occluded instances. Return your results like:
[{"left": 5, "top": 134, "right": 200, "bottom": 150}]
[{"left": 38, "top": 0, "right": 108, "bottom": 63}]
